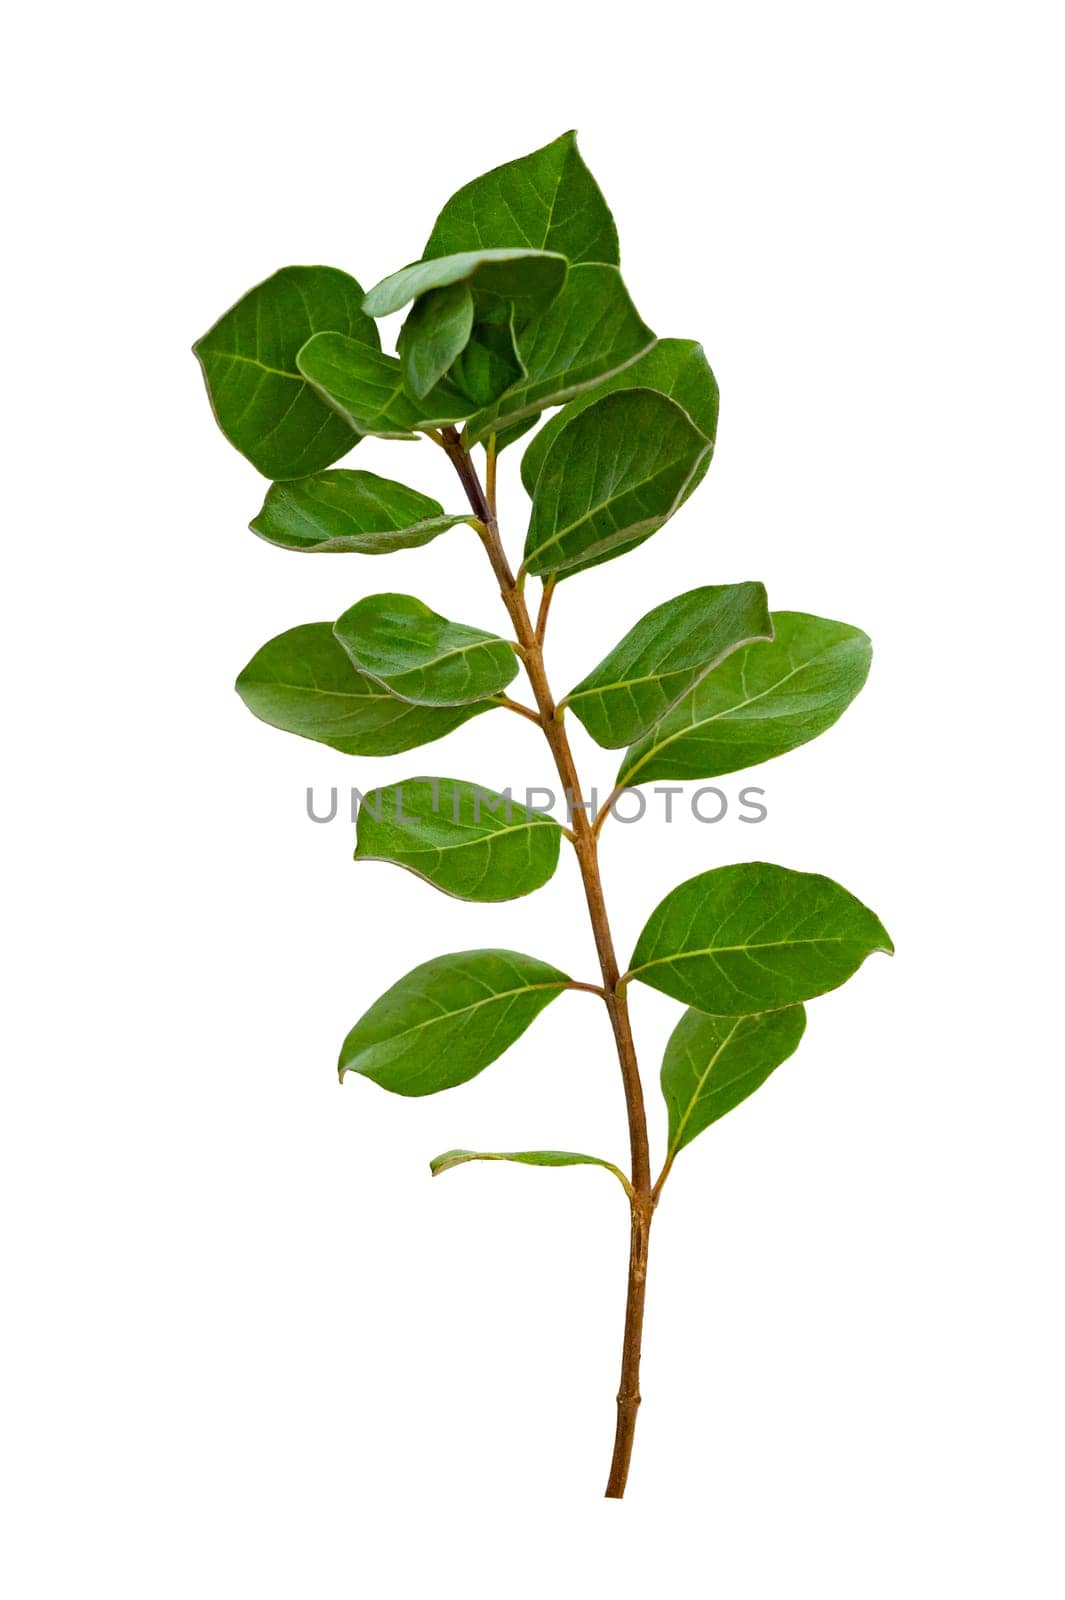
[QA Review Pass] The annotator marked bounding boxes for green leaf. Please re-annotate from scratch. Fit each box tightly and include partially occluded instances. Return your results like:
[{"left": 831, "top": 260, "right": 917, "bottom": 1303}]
[
  {"left": 364, "top": 248, "right": 567, "bottom": 318},
  {"left": 450, "top": 315, "right": 524, "bottom": 408},
  {"left": 661, "top": 1006, "right": 807, "bottom": 1158},
  {"left": 523, "top": 389, "right": 710, "bottom": 578},
  {"left": 424, "top": 130, "right": 619, "bottom": 267},
  {"left": 296, "top": 336, "right": 469, "bottom": 438},
  {"left": 193, "top": 267, "right": 378, "bottom": 479},
  {"left": 235, "top": 622, "right": 489, "bottom": 754},
  {"left": 564, "top": 584, "right": 773, "bottom": 749},
  {"left": 430, "top": 1148, "right": 629, "bottom": 1189},
  {"left": 333, "top": 594, "right": 518, "bottom": 706},
  {"left": 249, "top": 470, "right": 471, "bottom": 554},
  {"left": 627, "top": 862, "right": 893, "bottom": 1014},
  {"left": 521, "top": 338, "right": 719, "bottom": 496},
  {"left": 465, "top": 266, "right": 655, "bottom": 445},
  {"left": 397, "top": 282, "right": 474, "bottom": 399},
  {"left": 618, "top": 611, "right": 872, "bottom": 787},
  {"left": 339, "top": 950, "right": 571, "bottom": 1096},
  {"left": 355, "top": 778, "right": 562, "bottom": 901}
]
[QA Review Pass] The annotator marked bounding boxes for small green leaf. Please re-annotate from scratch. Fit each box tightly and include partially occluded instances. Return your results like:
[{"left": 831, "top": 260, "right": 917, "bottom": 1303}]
[
  {"left": 618, "top": 612, "right": 872, "bottom": 787},
  {"left": 424, "top": 130, "right": 619, "bottom": 267},
  {"left": 296, "top": 336, "right": 469, "bottom": 437},
  {"left": 334, "top": 594, "right": 518, "bottom": 706},
  {"left": 397, "top": 282, "right": 474, "bottom": 399},
  {"left": 564, "top": 584, "right": 773, "bottom": 749},
  {"left": 466, "top": 265, "right": 655, "bottom": 445},
  {"left": 339, "top": 950, "right": 571, "bottom": 1096},
  {"left": 523, "top": 389, "right": 709, "bottom": 578},
  {"left": 193, "top": 267, "right": 378, "bottom": 479},
  {"left": 521, "top": 338, "right": 719, "bottom": 496},
  {"left": 250, "top": 470, "right": 471, "bottom": 555},
  {"left": 661, "top": 1006, "right": 807, "bottom": 1158},
  {"left": 430, "top": 1148, "right": 629, "bottom": 1190},
  {"left": 355, "top": 778, "right": 562, "bottom": 901},
  {"left": 450, "top": 315, "right": 524, "bottom": 408},
  {"left": 364, "top": 248, "right": 567, "bottom": 318},
  {"left": 628, "top": 862, "right": 893, "bottom": 1014},
  {"left": 235, "top": 623, "right": 489, "bottom": 754}
]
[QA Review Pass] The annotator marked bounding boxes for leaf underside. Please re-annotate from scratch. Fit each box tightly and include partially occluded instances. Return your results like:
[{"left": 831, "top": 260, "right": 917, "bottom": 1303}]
[
  {"left": 250, "top": 469, "right": 469, "bottom": 554},
  {"left": 430, "top": 1148, "right": 624, "bottom": 1181}
]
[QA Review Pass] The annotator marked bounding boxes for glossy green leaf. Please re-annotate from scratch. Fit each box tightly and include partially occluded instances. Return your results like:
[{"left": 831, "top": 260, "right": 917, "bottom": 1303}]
[
  {"left": 334, "top": 594, "right": 517, "bottom": 706},
  {"left": 355, "top": 778, "right": 562, "bottom": 900},
  {"left": 430, "top": 1148, "right": 628, "bottom": 1188},
  {"left": 296, "top": 336, "right": 469, "bottom": 438},
  {"left": 661, "top": 1006, "right": 807, "bottom": 1157},
  {"left": 338, "top": 950, "right": 571, "bottom": 1096},
  {"left": 249, "top": 470, "right": 470, "bottom": 554},
  {"left": 424, "top": 130, "right": 619, "bottom": 267},
  {"left": 193, "top": 267, "right": 377, "bottom": 479},
  {"left": 465, "top": 265, "right": 655, "bottom": 444},
  {"left": 564, "top": 584, "right": 773, "bottom": 749},
  {"left": 628, "top": 862, "right": 893, "bottom": 1014},
  {"left": 521, "top": 338, "right": 719, "bottom": 496},
  {"left": 523, "top": 389, "right": 710, "bottom": 578},
  {"left": 397, "top": 282, "right": 474, "bottom": 399},
  {"left": 618, "top": 611, "right": 872, "bottom": 787},
  {"left": 364, "top": 248, "right": 567, "bottom": 318},
  {"left": 235, "top": 623, "right": 489, "bottom": 754}
]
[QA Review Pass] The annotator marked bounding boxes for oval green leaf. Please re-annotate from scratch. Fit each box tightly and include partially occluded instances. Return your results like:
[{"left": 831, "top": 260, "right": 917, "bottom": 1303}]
[
  {"left": 523, "top": 388, "right": 710, "bottom": 578},
  {"left": 564, "top": 584, "right": 773, "bottom": 749},
  {"left": 465, "top": 265, "right": 655, "bottom": 445},
  {"left": 193, "top": 267, "right": 378, "bottom": 479},
  {"left": 235, "top": 622, "right": 490, "bottom": 754},
  {"left": 364, "top": 248, "right": 567, "bottom": 318},
  {"left": 334, "top": 595, "right": 517, "bottom": 706},
  {"left": 339, "top": 950, "right": 571, "bottom": 1096},
  {"left": 627, "top": 862, "right": 893, "bottom": 1014},
  {"left": 296, "top": 336, "right": 469, "bottom": 438},
  {"left": 430, "top": 1148, "right": 629, "bottom": 1190},
  {"left": 397, "top": 281, "right": 475, "bottom": 399},
  {"left": 424, "top": 130, "right": 619, "bottom": 268},
  {"left": 355, "top": 778, "right": 562, "bottom": 901},
  {"left": 661, "top": 1006, "right": 807, "bottom": 1159},
  {"left": 618, "top": 611, "right": 872, "bottom": 786},
  {"left": 250, "top": 470, "right": 471, "bottom": 555},
  {"left": 521, "top": 338, "right": 719, "bottom": 496}
]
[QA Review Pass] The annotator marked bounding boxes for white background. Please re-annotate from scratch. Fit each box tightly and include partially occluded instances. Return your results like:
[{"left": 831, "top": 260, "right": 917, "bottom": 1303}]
[{"left": 4, "top": 2, "right": 1063, "bottom": 1594}]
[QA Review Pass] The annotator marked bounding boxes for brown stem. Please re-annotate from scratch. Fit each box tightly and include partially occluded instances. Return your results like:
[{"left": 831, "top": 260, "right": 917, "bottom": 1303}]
[{"left": 441, "top": 427, "right": 653, "bottom": 1499}]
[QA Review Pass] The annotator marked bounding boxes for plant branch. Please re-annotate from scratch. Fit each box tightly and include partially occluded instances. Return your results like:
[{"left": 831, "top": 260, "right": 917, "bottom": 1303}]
[
  {"left": 593, "top": 783, "right": 626, "bottom": 837},
  {"left": 497, "top": 695, "right": 542, "bottom": 725},
  {"left": 441, "top": 425, "right": 653, "bottom": 1500},
  {"left": 535, "top": 576, "right": 556, "bottom": 644}
]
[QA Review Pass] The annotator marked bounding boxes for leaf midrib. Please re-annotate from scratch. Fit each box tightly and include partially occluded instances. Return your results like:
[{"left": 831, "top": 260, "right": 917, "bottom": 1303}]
[{"left": 352, "top": 979, "right": 568, "bottom": 1054}]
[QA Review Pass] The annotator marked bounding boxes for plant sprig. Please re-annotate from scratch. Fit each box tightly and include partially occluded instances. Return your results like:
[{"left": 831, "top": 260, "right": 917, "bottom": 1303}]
[{"left": 194, "top": 130, "right": 893, "bottom": 1499}]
